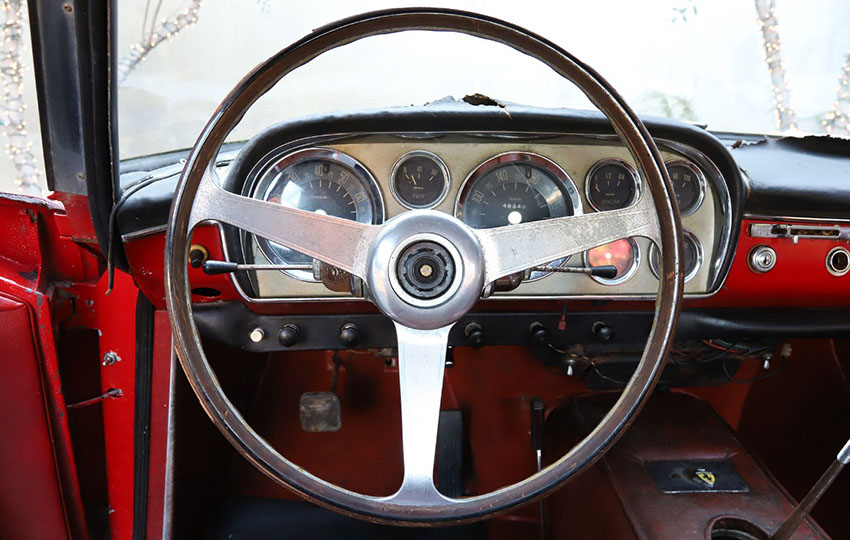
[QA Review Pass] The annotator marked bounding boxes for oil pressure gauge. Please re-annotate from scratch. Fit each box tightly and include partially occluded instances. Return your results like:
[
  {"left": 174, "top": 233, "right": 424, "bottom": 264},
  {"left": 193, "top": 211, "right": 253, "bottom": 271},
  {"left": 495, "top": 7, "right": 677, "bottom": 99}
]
[{"left": 390, "top": 151, "right": 450, "bottom": 209}]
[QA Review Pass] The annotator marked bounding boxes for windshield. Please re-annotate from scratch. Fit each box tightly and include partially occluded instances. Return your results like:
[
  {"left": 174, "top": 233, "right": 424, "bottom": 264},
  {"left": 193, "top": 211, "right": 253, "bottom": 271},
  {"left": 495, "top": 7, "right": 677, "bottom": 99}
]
[{"left": 117, "top": 0, "right": 850, "bottom": 159}]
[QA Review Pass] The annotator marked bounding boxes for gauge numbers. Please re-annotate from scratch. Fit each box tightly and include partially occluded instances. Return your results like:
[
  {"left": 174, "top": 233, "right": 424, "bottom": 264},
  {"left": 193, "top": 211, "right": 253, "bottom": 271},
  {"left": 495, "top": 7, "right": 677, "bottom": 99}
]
[
  {"left": 585, "top": 159, "right": 639, "bottom": 211},
  {"left": 456, "top": 152, "right": 582, "bottom": 280},
  {"left": 254, "top": 148, "right": 383, "bottom": 281},
  {"left": 390, "top": 151, "right": 450, "bottom": 209},
  {"left": 666, "top": 160, "right": 706, "bottom": 216}
]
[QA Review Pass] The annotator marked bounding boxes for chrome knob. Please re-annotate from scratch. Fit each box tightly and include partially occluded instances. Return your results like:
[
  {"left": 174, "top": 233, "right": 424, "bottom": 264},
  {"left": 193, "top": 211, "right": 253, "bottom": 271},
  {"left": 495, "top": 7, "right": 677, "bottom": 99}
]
[{"left": 748, "top": 245, "right": 776, "bottom": 273}]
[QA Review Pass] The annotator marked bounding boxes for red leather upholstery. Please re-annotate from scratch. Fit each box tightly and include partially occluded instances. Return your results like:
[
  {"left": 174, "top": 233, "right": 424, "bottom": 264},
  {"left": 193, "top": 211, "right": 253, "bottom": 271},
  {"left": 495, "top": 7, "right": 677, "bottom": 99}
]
[{"left": 0, "top": 294, "right": 70, "bottom": 540}]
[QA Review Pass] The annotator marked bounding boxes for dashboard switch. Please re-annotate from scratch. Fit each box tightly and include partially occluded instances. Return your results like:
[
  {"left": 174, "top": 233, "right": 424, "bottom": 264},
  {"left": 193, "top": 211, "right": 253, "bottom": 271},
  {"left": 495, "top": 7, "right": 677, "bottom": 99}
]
[
  {"left": 339, "top": 323, "right": 361, "bottom": 348},
  {"left": 464, "top": 323, "right": 484, "bottom": 347},
  {"left": 189, "top": 244, "right": 209, "bottom": 269},
  {"left": 278, "top": 324, "right": 300, "bottom": 347},
  {"left": 528, "top": 322, "right": 550, "bottom": 344},
  {"left": 592, "top": 321, "right": 615, "bottom": 342}
]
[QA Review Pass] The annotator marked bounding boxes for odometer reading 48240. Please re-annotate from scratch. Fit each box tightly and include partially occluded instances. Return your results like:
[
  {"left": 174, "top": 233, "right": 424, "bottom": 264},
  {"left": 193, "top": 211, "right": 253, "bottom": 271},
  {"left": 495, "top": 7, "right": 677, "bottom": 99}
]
[{"left": 456, "top": 152, "right": 582, "bottom": 280}]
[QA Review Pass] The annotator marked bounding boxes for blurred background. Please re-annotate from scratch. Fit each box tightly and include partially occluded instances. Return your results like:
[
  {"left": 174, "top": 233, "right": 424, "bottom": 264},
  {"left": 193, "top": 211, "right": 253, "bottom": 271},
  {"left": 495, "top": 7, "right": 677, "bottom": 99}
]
[{"left": 2, "top": 0, "right": 849, "bottom": 194}]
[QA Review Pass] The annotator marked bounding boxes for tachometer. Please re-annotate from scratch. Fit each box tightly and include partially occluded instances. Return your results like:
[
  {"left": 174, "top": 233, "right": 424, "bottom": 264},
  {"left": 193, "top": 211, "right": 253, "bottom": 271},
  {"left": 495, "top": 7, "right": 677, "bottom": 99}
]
[
  {"left": 585, "top": 158, "right": 640, "bottom": 211},
  {"left": 253, "top": 148, "right": 383, "bottom": 281},
  {"left": 456, "top": 152, "right": 582, "bottom": 280}
]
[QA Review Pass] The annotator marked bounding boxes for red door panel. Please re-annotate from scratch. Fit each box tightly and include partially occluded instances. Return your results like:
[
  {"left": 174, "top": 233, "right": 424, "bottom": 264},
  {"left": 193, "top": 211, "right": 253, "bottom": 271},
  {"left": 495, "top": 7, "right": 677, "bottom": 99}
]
[{"left": 0, "top": 293, "right": 70, "bottom": 540}]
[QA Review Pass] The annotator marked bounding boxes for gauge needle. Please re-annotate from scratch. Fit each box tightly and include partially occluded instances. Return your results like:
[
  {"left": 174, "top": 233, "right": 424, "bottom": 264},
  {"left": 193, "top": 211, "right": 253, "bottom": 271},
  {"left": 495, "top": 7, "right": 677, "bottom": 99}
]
[{"left": 407, "top": 174, "right": 417, "bottom": 186}]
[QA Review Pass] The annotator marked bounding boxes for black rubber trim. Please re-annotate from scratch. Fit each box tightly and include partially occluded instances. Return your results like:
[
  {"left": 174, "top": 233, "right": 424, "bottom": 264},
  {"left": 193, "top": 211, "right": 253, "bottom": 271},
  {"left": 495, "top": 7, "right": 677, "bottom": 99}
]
[
  {"left": 29, "top": 0, "right": 118, "bottom": 260},
  {"left": 133, "top": 292, "right": 156, "bottom": 540}
]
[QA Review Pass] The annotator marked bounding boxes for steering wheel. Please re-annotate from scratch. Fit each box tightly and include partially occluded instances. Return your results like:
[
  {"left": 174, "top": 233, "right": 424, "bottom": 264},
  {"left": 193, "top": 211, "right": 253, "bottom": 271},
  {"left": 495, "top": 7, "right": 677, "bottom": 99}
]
[{"left": 165, "top": 8, "right": 683, "bottom": 525}]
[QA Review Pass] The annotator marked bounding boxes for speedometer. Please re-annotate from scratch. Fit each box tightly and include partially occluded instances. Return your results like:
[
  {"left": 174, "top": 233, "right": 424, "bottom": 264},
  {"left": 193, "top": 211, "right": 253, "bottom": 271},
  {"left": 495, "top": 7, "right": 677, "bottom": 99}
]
[
  {"left": 253, "top": 148, "right": 384, "bottom": 281},
  {"left": 456, "top": 152, "right": 582, "bottom": 280}
]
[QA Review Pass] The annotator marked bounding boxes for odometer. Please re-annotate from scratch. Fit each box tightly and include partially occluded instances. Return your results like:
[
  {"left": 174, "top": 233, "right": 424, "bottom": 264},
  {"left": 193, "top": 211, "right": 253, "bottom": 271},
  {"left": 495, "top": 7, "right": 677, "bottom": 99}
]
[
  {"left": 585, "top": 158, "right": 639, "bottom": 211},
  {"left": 253, "top": 148, "right": 383, "bottom": 281},
  {"left": 456, "top": 152, "right": 582, "bottom": 280}
]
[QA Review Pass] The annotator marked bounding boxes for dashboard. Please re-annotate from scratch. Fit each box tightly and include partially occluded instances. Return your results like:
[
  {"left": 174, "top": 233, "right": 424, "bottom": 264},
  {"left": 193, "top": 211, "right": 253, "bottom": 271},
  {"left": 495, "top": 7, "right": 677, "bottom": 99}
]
[
  {"left": 115, "top": 103, "right": 850, "bottom": 318},
  {"left": 229, "top": 132, "right": 732, "bottom": 302}
]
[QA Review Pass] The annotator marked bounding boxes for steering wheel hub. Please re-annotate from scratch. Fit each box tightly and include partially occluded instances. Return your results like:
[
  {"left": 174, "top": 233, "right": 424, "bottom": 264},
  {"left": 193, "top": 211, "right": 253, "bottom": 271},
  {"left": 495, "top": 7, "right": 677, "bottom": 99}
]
[
  {"left": 367, "top": 211, "right": 484, "bottom": 330},
  {"left": 396, "top": 240, "right": 456, "bottom": 301}
]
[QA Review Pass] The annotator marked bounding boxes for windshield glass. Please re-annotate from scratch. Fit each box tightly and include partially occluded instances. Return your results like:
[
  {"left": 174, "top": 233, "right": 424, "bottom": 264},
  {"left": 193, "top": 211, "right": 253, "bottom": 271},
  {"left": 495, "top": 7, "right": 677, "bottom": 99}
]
[{"left": 117, "top": 0, "right": 850, "bottom": 159}]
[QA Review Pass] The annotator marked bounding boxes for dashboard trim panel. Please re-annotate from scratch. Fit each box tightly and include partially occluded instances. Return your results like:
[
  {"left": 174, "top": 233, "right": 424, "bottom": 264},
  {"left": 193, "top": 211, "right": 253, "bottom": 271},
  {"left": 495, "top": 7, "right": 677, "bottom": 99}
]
[{"left": 216, "top": 131, "right": 735, "bottom": 303}]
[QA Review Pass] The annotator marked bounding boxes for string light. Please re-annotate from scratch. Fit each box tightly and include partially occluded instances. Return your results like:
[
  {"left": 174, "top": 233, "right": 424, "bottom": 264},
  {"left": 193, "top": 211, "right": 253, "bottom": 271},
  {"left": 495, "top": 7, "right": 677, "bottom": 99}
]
[
  {"left": 755, "top": 0, "right": 797, "bottom": 131},
  {"left": 118, "top": 1, "right": 202, "bottom": 83},
  {"left": 0, "top": 0, "right": 41, "bottom": 195},
  {"left": 823, "top": 49, "right": 850, "bottom": 135}
]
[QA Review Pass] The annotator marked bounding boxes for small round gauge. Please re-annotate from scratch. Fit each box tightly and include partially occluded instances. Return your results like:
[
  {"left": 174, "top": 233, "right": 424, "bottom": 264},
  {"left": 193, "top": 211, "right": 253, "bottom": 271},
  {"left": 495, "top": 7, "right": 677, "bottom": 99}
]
[
  {"left": 390, "top": 151, "right": 450, "bottom": 209},
  {"left": 585, "top": 159, "right": 640, "bottom": 211},
  {"left": 584, "top": 238, "right": 640, "bottom": 285},
  {"left": 666, "top": 160, "right": 706, "bottom": 216},
  {"left": 649, "top": 231, "right": 703, "bottom": 283},
  {"left": 456, "top": 152, "right": 582, "bottom": 280},
  {"left": 253, "top": 148, "right": 384, "bottom": 281}
]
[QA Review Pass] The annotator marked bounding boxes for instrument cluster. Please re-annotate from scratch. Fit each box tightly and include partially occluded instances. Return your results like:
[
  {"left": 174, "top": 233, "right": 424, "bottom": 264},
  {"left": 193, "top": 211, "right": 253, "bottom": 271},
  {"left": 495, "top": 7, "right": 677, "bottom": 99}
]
[{"left": 241, "top": 133, "right": 729, "bottom": 300}]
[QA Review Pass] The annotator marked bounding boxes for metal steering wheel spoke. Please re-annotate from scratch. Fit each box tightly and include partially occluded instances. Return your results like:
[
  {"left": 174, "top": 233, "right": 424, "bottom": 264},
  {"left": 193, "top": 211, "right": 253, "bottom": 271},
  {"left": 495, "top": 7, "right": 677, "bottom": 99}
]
[
  {"left": 189, "top": 166, "right": 378, "bottom": 278},
  {"left": 475, "top": 193, "right": 661, "bottom": 282},
  {"left": 382, "top": 323, "right": 455, "bottom": 505},
  {"left": 165, "top": 8, "right": 684, "bottom": 525}
]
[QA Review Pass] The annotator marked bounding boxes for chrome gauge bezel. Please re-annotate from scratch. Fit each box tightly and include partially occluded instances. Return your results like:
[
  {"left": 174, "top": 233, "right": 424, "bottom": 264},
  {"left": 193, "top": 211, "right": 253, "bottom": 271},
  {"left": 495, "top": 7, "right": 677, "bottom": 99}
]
[
  {"left": 584, "top": 158, "right": 642, "bottom": 212},
  {"left": 454, "top": 151, "right": 583, "bottom": 281},
  {"left": 664, "top": 159, "right": 706, "bottom": 217},
  {"left": 583, "top": 237, "right": 641, "bottom": 286},
  {"left": 249, "top": 146, "right": 385, "bottom": 282},
  {"left": 648, "top": 230, "right": 704, "bottom": 283},
  {"left": 389, "top": 150, "right": 451, "bottom": 210}
]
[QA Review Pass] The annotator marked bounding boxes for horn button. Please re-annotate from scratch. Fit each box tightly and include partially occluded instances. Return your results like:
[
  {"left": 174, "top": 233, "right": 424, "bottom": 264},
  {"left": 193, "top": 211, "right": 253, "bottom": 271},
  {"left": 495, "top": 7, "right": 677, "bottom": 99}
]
[
  {"left": 365, "top": 210, "right": 485, "bottom": 330},
  {"left": 397, "top": 241, "right": 456, "bottom": 300}
]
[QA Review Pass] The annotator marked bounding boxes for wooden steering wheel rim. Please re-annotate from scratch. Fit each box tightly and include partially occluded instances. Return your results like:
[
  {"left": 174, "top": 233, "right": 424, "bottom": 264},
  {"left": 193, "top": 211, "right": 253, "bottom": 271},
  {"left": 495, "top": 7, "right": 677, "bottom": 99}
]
[{"left": 164, "top": 8, "right": 684, "bottom": 525}]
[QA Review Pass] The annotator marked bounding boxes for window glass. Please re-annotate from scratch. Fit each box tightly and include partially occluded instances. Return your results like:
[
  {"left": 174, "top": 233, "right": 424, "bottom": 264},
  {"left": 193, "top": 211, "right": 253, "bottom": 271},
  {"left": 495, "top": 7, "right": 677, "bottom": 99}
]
[{"left": 0, "top": 1, "right": 45, "bottom": 195}]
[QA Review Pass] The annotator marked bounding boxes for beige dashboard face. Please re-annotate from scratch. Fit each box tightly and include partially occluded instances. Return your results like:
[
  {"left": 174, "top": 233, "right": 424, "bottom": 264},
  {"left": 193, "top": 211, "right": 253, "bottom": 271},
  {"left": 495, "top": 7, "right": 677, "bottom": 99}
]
[{"left": 244, "top": 134, "right": 726, "bottom": 300}]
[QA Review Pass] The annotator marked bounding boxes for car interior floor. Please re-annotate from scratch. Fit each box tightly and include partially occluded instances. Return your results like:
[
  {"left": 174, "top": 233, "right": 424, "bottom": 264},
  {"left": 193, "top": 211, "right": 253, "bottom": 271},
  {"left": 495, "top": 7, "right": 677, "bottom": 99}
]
[{"left": 167, "top": 337, "right": 850, "bottom": 540}]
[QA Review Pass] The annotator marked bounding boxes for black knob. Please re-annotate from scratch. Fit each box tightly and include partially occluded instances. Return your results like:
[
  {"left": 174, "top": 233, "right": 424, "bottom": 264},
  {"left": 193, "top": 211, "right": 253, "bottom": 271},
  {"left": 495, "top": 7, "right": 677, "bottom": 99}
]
[
  {"left": 592, "top": 321, "right": 615, "bottom": 342},
  {"left": 339, "top": 323, "right": 360, "bottom": 348},
  {"left": 189, "top": 245, "right": 208, "bottom": 269},
  {"left": 464, "top": 323, "right": 484, "bottom": 347},
  {"left": 529, "top": 322, "right": 549, "bottom": 344},
  {"left": 278, "top": 324, "right": 299, "bottom": 347}
]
